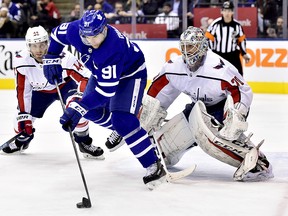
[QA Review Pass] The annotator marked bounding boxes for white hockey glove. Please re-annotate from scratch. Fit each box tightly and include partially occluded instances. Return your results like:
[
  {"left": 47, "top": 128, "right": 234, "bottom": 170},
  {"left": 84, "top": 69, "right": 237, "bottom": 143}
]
[
  {"left": 219, "top": 95, "right": 248, "bottom": 141},
  {"left": 139, "top": 95, "right": 167, "bottom": 134}
]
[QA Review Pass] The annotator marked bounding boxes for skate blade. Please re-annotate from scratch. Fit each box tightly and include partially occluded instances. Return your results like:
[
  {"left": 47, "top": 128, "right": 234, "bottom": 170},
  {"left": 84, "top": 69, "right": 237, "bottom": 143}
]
[
  {"left": 146, "top": 176, "right": 167, "bottom": 191},
  {"left": 108, "top": 140, "right": 125, "bottom": 152},
  {"left": 82, "top": 153, "right": 105, "bottom": 160}
]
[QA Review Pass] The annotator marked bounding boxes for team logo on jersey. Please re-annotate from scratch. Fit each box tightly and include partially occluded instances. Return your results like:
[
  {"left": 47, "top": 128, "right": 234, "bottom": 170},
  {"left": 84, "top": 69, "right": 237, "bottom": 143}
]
[
  {"left": 186, "top": 89, "right": 213, "bottom": 103},
  {"left": 31, "top": 82, "right": 47, "bottom": 90},
  {"left": 97, "top": 14, "right": 103, "bottom": 20},
  {"left": 213, "top": 59, "right": 225, "bottom": 69}
]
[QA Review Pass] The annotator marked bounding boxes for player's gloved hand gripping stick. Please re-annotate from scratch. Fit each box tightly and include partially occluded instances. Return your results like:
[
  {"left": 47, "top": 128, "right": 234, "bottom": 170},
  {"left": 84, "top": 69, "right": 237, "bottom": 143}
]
[
  {"left": 54, "top": 79, "right": 92, "bottom": 209},
  {"left": 43, "top": 54, "right": 63, "bottom": 84}
]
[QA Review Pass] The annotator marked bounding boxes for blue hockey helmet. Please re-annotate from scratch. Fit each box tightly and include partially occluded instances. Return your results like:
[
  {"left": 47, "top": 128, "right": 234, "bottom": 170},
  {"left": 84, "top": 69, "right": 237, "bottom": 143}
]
[{"left": 79, "top": 10, "right": 107, "bottom": 37}]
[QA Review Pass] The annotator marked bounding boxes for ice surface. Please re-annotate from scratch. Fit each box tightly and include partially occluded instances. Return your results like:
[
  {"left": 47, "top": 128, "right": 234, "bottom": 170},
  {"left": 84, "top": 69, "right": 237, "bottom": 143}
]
[{"left": 0, "top": 90, "right": 287, "bottom": 216}]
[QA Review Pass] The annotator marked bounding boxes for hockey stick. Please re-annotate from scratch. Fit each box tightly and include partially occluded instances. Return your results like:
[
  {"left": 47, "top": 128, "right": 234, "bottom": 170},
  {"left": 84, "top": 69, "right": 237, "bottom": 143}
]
[
  {"left": 54, "top": 80, "right": 91, "bottom": 208},
  {"left": 152, "top": 133, "right": 196, "bottom": 182},
  {"left": 0, "top": 131, "right": 24, "bottom": 151}
]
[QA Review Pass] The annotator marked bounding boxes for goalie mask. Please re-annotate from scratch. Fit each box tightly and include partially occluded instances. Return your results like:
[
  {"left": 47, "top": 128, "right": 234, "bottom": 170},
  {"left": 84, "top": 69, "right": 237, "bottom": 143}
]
[
  {"left": 25, "top": 26, "right": 49, "bottom": 60},
  {"left": 180, "top": 26, "right": 208, "bottom": 72}
]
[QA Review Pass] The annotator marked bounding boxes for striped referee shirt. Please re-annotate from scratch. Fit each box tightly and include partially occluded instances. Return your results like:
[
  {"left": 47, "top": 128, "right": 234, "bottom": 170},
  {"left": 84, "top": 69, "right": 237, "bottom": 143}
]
[{"left": 205, "top": 17, "right": 247, "bottom": 55}]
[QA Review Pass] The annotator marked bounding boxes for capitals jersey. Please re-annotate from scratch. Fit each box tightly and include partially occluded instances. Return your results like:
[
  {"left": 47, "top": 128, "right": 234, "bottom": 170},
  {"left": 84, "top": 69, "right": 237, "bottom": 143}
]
[
  {"left": 48, "top": 21, "right": 146, "bottom": 109},
  {"left": 14, "top": 49, "right": 90, "bottom": 113},
  {"left": 147, "top": 50, "right": 253, "bottom": 110}
]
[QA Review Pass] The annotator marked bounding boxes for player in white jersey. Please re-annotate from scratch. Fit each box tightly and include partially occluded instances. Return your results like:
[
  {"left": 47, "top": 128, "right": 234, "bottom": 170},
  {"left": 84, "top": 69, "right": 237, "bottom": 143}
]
[
  {"left": 2, "top": 26, "right": 104, "bottom": 159},
  {"left": 140, "top": 26, "right": 273, "bottom": 181}
]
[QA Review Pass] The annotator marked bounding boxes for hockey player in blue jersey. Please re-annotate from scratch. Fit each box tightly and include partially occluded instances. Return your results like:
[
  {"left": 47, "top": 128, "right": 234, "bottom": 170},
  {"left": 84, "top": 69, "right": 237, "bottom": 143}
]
[{"left": 42, "top": 10, "right": 166, "bottom": 189}]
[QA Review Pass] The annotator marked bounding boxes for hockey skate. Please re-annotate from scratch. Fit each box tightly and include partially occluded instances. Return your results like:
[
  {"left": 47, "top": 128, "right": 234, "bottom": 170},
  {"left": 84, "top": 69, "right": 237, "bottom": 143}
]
[
  {"left": 2, "top": 139, "right": 30, "bottom": 154},
  {"left": 242, "top": 163, "right": 274, "bottom": 181},
  {"left": 74, "top": 135, "right": 104, "bottom": 160},
  {"left": 143, "top": 159, "right": 167, "bottom": 190},
  {"left": 237, "top": 154, "right": 274, "bottom": 181},
  {"left": 105, "top": 131, "right": 124, "bottom": 152},
  {"left": 233, "top": 140, "right": 274, "bottom": 181}
]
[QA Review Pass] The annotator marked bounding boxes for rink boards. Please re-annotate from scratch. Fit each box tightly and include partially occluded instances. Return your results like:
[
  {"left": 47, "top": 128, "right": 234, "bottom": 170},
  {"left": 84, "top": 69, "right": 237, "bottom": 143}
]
[{"left": 0, "top": 39, "right": 287, "bottom": 93}]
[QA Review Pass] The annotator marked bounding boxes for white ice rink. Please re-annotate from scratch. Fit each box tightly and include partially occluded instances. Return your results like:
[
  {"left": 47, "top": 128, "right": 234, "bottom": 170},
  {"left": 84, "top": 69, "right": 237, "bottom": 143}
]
[{"left": 0, "top": 90, "right": 288, "bottom": 216}]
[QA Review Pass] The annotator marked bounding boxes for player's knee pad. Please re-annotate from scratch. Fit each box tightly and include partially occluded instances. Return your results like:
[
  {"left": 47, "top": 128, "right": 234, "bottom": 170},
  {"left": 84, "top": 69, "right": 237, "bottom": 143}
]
[
  {"left": 155, "top": 112, "right": 197, "bottom": 167},
  {"left": 111, "top": 111, "right": 140, "bottom": 136}
]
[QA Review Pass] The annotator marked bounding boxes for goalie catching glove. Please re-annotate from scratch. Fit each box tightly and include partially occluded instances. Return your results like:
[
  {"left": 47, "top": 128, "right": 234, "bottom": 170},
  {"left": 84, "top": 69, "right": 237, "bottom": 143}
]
[
  {"left": 17, "top": 112, "right": 34, "bottom": 136},
  {"left": 219, "top": 94, "right": 248, "bottom": 141},
  {"left": 43, "top": 54, "right": 63, "bottom": 84}
]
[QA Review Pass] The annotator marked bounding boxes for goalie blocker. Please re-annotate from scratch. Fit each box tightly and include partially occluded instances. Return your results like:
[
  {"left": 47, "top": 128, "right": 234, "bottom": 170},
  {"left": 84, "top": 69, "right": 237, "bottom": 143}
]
[{"left": 140, "top": 95, "right": 273, "bottom": 181}]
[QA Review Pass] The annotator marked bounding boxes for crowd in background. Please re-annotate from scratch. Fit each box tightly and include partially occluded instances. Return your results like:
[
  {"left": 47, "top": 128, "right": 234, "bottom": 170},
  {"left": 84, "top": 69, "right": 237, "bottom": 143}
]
[
  {"left": 0, "top": 0, "right": 61, "bottom": 37},
  {"left": 0, "top": 0, "right": 286, "bottom": 39}
]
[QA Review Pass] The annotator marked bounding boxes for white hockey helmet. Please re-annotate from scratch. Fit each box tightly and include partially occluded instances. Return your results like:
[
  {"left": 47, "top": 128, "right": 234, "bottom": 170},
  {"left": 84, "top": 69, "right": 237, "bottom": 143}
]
[
  {"left": 180, "top": 26, "right": 208, "bottom": 71},
  {"left": 25, "top": 26, "right": 49, "bottom": 50}
]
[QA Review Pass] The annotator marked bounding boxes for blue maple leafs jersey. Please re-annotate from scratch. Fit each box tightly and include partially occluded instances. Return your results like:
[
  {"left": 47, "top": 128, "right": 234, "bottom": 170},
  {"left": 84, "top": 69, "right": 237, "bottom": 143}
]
[{"left": 48, "top": 21, "right": 147, "bottom": 109}]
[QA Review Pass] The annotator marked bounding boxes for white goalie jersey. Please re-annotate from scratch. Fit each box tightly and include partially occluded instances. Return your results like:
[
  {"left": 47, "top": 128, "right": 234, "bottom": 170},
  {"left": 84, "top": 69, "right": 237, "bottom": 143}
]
[
  {"left": 147, "top": 50, "right": 253, "bottom": 112},
  {"left": 14, "top": 50, "right": 91, "bottom": 113}
]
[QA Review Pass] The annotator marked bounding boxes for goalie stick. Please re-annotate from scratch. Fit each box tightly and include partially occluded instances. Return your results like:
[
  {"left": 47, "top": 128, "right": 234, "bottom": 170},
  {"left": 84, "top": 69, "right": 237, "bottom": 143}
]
[{"left": 152, "top": 133, "right": 196, "bottom": 182}]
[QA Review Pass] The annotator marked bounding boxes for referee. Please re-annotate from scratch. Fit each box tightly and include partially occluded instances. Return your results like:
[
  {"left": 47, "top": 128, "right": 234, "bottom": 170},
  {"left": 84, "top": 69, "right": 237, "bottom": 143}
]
[{"left": 205, "top": 1, "right": 250, "bottom": 75}]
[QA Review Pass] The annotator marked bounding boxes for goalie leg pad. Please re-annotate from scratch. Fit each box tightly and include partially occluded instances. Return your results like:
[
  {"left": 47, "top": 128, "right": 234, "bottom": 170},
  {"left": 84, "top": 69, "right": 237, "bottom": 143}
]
[
  {"left": 189, "top": 100, "right": 251, "bottom": 167},
  {"left": 154, "top": 112, "right": 196, "bottom": 167},
  {"left": 189, "top": 101, "right": 273, "bottom": 180}
]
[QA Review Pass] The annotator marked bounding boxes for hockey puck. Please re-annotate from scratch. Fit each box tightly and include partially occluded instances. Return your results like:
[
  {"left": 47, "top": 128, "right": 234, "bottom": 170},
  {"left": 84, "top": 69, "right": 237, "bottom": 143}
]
[{"left": 76, "top": 197, "right": 91, "bottom": 208}]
